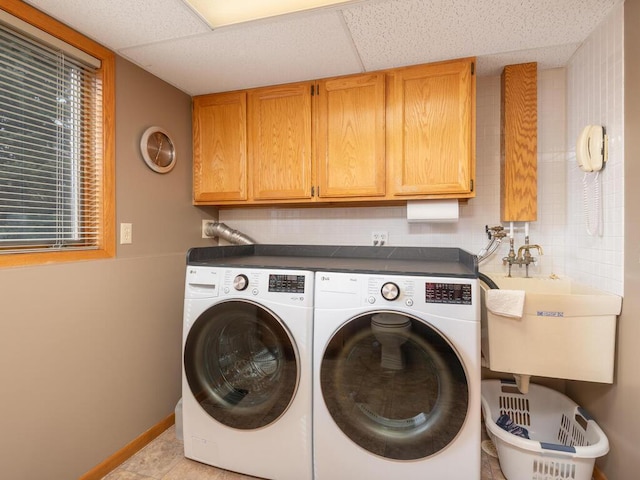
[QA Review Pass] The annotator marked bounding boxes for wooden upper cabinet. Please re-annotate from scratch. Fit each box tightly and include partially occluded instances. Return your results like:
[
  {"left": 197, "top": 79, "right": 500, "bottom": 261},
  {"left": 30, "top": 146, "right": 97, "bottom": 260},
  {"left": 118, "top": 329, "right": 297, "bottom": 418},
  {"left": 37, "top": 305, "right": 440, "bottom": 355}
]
[
  {"left": 192, "top": 58, "right": 476, "bottom": 206},
  {"left": 501, "top": 62, "right": 537, "bottom": 222},
  {"left": 387, "top": 59, "right": 475, "bottom": 197},
  {"left": 193, "top": 92, "right": 247, "bottom": 203},
  {"left": 248, "top": 82, "right": 313, "bottom": 201},
  {"left": 316, "top": 73, "right": 386, "bottom": 199}
]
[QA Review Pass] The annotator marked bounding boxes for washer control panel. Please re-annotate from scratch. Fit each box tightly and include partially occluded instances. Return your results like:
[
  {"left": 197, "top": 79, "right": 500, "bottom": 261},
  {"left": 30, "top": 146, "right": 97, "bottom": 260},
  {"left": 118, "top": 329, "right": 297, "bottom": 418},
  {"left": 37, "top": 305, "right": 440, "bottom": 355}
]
[
  {"left": 185, "top": 266, "right": 313, "bottom": 306},
  {"left": 425, "top": 282, "right": 472, "bottom": 305},
  {"left": 268, "top": 274, "right": 306, "bottom": 293}
]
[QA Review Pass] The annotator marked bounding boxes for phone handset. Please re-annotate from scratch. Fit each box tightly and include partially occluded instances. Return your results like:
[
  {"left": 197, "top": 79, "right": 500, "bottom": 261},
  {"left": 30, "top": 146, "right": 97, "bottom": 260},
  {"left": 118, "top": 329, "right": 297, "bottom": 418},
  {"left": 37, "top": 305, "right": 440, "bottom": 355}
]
[
  {"left": 576, "top": 125, "right": 607, "bottom": 236},
  {"left": 576, "top": 125, "right": 606, "bottom": 172}
]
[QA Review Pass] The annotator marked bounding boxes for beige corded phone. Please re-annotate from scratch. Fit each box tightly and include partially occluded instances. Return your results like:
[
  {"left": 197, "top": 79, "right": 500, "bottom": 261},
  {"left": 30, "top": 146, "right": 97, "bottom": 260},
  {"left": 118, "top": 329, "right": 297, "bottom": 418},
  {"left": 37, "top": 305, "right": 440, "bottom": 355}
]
[
  {"left": 576, "top": 125, "right": 607, "bottom": 172},
  {"left": 576, "top": 125, "right": 607, "bottom": 236}
]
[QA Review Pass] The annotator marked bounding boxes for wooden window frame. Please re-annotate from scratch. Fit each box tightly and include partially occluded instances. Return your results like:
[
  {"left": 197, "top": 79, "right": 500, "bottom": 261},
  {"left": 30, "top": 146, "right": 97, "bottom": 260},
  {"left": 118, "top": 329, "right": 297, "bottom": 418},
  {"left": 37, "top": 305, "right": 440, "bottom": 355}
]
[{"left": 0, "top": 0, "right": 115, "bottom": 267}]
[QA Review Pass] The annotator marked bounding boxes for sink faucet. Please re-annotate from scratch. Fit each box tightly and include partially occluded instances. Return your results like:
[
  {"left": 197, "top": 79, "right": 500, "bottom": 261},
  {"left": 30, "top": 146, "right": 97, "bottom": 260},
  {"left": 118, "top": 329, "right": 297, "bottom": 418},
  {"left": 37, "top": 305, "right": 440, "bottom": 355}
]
[
  {"left": 502, "top": 237, "right": 518, "bottom": 277},
  {"left": 503, "top": 235, "right": 543, "bottom": 277}
]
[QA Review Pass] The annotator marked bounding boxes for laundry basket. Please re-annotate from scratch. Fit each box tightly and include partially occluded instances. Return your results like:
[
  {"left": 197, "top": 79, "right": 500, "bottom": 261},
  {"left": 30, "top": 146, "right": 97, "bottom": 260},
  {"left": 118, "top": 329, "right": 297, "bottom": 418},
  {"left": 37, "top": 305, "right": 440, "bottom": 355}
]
[{"left": 481, "top": 379, "right": 609, "bottom": 480}]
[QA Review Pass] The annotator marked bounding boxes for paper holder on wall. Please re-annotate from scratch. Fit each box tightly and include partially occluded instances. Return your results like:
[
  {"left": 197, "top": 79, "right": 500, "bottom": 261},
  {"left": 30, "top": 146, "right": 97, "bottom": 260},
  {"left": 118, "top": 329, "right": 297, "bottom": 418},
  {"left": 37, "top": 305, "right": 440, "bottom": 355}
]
[{"left": 407, "top": 199, "right": 459, "bottom": 223}]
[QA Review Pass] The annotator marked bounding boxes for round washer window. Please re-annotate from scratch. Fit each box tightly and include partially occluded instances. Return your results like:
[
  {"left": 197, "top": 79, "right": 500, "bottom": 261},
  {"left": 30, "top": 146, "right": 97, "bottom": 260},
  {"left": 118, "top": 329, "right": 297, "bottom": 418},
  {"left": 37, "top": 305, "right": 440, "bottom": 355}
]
[
  {"left": 320, "top": 312, "right": 469, "bottom": 460},
  {"left": 184, "top": 300, "right": 299, "bottom": 430}
]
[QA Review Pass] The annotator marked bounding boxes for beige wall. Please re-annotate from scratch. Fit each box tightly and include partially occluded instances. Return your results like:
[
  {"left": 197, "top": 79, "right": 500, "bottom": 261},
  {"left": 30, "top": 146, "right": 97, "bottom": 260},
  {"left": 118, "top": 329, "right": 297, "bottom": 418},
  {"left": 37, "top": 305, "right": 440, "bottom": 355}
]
[
  {"left": 0, "top": 56, "right": 216, "bottom": 479},
  {"left": 566, "top": 1, "right": 640, "bottom": 478}
]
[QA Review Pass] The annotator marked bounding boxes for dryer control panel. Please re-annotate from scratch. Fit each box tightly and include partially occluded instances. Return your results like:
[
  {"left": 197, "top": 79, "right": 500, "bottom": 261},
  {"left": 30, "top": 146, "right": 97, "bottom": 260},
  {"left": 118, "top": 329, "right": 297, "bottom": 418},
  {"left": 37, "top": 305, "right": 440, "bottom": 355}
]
[{"left": 315, "top": 271, "right": 478, "bottom": 322}]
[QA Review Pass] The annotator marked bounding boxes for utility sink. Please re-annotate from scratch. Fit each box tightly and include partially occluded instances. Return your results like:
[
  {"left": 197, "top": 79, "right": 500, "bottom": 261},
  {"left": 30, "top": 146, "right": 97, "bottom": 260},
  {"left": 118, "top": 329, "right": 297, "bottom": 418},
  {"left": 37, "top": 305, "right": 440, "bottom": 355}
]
[{"left": 481, "top": 275, "right": 622, "bottom": 387}]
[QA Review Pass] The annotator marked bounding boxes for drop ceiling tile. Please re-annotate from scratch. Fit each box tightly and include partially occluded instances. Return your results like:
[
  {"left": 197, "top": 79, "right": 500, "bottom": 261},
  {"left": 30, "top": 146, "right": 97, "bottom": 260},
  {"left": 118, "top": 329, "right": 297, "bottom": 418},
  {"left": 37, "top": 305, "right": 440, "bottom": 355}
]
[
  {"left": 18, "top": 0, "right": 622, "bottom": 94},
  {"left": 342, "top": 0, "right": 619, "bottom": 71},
  {"left": 121, "top": 10, "right": 363, "bottom": 95},
  {"left": 23, "top": 0, "right": 210, "bottom": 49}
]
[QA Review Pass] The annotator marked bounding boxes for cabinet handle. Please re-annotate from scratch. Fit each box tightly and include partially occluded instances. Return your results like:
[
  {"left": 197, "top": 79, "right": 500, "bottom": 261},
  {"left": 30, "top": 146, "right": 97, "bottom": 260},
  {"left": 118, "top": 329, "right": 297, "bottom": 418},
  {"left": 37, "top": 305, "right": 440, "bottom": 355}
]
[{"left": 311, "top": 186, "right": 315, "bottom": 197}]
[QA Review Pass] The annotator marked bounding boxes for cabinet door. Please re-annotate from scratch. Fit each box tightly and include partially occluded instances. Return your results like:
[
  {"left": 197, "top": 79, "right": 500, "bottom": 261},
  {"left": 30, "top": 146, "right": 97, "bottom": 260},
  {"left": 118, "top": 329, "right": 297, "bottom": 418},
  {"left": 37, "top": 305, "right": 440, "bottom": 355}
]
[
  {"left": 316, "top": 73, "right": 386, "bottom": 199},
  {"left": 249, "top": 83, "right": 312, "bottom": 201},
  {"left": 193, "top": 92, "right": 247, "bottom": 203},
  {"left": 387, "top": 59, "right": 475, "bottom": 196}
]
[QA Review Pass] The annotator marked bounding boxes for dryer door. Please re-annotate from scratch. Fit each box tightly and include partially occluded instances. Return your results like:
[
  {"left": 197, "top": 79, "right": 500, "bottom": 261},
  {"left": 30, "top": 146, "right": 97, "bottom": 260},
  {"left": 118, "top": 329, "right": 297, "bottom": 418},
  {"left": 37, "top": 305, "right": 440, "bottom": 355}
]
[
  {"left": 320, "top": 311, "right": 469, "bottom": 460},
  {"left": 184, "top": 299, "right": 299, "bottom": 430}
]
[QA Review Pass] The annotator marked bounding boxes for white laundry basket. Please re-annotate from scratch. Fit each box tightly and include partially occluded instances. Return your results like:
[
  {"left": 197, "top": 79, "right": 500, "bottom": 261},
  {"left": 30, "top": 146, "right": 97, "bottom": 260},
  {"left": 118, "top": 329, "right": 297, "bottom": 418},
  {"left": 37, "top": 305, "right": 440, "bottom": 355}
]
[{"left": 481, "top": 379, "right": 609, "bottom": 480}]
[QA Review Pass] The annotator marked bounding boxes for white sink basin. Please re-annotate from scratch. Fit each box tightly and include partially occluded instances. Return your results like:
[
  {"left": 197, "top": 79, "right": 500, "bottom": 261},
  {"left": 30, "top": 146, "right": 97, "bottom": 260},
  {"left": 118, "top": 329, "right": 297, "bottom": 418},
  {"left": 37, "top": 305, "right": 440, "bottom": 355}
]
[{"left": 481, "top": 274, "right": 622, "bottom": 384}]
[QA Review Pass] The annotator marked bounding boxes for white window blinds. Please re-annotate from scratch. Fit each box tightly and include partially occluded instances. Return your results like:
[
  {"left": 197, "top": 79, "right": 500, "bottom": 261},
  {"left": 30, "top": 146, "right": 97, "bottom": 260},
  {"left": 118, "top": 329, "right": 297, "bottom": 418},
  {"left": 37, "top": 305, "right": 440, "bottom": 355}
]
[{"left": 0, "top": 20, "right": 103, "bottom": 254}]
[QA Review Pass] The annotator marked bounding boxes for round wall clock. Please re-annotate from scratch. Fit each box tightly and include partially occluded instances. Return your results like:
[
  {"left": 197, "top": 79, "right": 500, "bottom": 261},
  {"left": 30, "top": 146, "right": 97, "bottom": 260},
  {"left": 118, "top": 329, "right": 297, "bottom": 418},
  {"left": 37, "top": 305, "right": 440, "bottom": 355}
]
[{"left": 140, "top": 126, "right": 176, "bottom": 173}]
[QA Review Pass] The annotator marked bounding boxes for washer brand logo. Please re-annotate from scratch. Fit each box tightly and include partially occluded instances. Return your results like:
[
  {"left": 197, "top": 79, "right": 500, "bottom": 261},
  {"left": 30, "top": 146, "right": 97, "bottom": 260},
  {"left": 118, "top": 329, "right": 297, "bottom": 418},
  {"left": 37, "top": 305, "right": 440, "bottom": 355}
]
[{"left": 320, "top": 275, "right": 331, "bottom": 281}]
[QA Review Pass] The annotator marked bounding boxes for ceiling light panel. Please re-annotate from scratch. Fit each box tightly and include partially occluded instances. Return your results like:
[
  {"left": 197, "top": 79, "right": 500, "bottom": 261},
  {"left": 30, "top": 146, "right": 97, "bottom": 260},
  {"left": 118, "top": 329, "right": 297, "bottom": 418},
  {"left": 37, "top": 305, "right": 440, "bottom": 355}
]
[{"left": 183, "top": 0, "right": 357, "bottom": 28}]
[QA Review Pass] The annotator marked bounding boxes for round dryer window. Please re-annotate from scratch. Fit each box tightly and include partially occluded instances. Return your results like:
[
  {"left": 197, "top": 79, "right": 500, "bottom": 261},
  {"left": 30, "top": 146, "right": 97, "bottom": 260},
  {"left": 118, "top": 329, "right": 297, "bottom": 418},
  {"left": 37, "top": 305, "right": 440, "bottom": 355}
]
[
  {"left": 320, "top": 312, "right": 469, "bottom": 460},
  {"left": 184, "top": 300, "right": 299, "bottom": 430}
]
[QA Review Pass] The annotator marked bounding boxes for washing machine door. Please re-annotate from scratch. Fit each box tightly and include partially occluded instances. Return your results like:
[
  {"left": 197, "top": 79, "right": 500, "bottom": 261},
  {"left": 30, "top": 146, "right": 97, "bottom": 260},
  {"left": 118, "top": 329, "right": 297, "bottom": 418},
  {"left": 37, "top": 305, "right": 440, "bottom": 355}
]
[
  {"left": 320, "top": 311, "right": 469, "bottom": 460},
  {"left": 184, "top": 299, "right": 299, "bottom": 430}
]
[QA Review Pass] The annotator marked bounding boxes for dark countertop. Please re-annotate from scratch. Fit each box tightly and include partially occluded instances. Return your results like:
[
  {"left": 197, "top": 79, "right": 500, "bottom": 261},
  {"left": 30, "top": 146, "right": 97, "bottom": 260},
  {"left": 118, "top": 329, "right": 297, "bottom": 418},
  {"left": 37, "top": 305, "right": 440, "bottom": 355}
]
[{"left": 187, "top": 245, "right": 478, "bottom": 279}]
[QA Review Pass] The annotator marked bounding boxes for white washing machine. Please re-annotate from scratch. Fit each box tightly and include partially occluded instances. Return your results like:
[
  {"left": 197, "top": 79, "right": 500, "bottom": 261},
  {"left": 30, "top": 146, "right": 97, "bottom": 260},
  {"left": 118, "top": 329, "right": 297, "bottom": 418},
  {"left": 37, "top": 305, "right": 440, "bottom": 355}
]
[
  {"left": 182, "top": 266, "right": 313, "bottom": 480},
  {"left": 313, "top": 271, "right": 481, "bottom": 480}
]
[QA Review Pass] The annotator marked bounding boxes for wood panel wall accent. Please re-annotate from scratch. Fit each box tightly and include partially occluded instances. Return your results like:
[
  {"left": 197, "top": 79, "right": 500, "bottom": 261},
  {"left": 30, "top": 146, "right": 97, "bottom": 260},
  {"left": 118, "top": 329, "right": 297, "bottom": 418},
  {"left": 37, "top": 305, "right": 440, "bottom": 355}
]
[{"left": 501, "top": 62, "right": 537, "bottom": 222}]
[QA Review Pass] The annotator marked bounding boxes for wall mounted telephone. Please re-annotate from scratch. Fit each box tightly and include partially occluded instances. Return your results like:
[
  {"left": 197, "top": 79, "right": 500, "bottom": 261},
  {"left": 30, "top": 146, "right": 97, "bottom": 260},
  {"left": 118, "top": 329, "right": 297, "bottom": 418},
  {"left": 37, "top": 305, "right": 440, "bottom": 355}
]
[
  {"left": 576, "top": 125, "right": 607, "bottom": 172},
  {"left": 576, "top": 125, "right": 607, "bottom": 236}
]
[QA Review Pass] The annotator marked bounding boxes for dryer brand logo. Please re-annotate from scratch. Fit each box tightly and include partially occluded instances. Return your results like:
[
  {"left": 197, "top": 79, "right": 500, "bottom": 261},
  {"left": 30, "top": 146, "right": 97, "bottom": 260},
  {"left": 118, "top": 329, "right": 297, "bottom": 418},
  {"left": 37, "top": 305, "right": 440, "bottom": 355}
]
[{"left": 320, "top": 275, "right": 332, "bottom": 281}]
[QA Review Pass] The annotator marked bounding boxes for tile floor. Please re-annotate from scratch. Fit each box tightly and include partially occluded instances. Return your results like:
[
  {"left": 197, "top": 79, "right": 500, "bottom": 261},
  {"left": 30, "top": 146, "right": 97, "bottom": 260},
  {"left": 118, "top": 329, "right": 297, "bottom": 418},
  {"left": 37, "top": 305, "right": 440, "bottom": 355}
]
[{"left": 101, "top": 423, "right": 507, "bottom": 480}]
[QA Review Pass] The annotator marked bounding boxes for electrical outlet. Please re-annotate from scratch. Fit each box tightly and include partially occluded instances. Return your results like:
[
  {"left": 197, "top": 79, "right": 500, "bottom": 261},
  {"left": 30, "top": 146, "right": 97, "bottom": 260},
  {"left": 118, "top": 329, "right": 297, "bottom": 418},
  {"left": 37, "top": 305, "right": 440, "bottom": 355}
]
[
  {"left": 202, "top": 220, "right": 215, "bottom": 239},
  {"left": 120, "top": 223, "right": 132, "bottom": 244},
  {"left": 371, "top": 231, "right": 388, "bottom": 246}
]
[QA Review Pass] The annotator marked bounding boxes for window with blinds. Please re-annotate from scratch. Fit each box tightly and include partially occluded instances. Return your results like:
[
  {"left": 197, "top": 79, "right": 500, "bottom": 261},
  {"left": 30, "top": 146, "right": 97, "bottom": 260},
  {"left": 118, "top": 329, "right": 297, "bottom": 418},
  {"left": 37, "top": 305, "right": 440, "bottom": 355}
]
[{"left": 0, "top": 16, "right": 109, "bottom": 258}]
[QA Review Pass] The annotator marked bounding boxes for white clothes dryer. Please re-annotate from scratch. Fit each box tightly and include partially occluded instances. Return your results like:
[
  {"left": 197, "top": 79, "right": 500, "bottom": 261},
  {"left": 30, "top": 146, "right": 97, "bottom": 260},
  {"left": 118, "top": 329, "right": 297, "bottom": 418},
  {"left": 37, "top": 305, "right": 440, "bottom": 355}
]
[
  {"left": 182, "top": 266, "right": 313, "bottom": 480},
  {"left": 313, "top": 271, "right": 481, "bottom": 480}
]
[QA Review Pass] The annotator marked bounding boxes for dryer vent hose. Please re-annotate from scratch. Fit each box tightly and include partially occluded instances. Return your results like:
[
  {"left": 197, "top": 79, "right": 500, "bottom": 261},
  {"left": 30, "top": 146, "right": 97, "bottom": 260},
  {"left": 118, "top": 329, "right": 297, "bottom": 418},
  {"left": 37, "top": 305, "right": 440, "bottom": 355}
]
[{"left": 204, "top": 221, "right": 256, "bottom": 245}]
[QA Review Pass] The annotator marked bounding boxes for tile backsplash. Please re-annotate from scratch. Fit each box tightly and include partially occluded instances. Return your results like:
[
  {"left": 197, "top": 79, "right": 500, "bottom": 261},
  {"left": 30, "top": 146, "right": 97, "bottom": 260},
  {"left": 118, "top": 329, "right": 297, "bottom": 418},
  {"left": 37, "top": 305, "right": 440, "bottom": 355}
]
[
  {"left": 220, "top": 3, "right": 624, "bottom": 296},
  {"left": 565, "top": 2, "right": 624, "bottom": 295}
]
